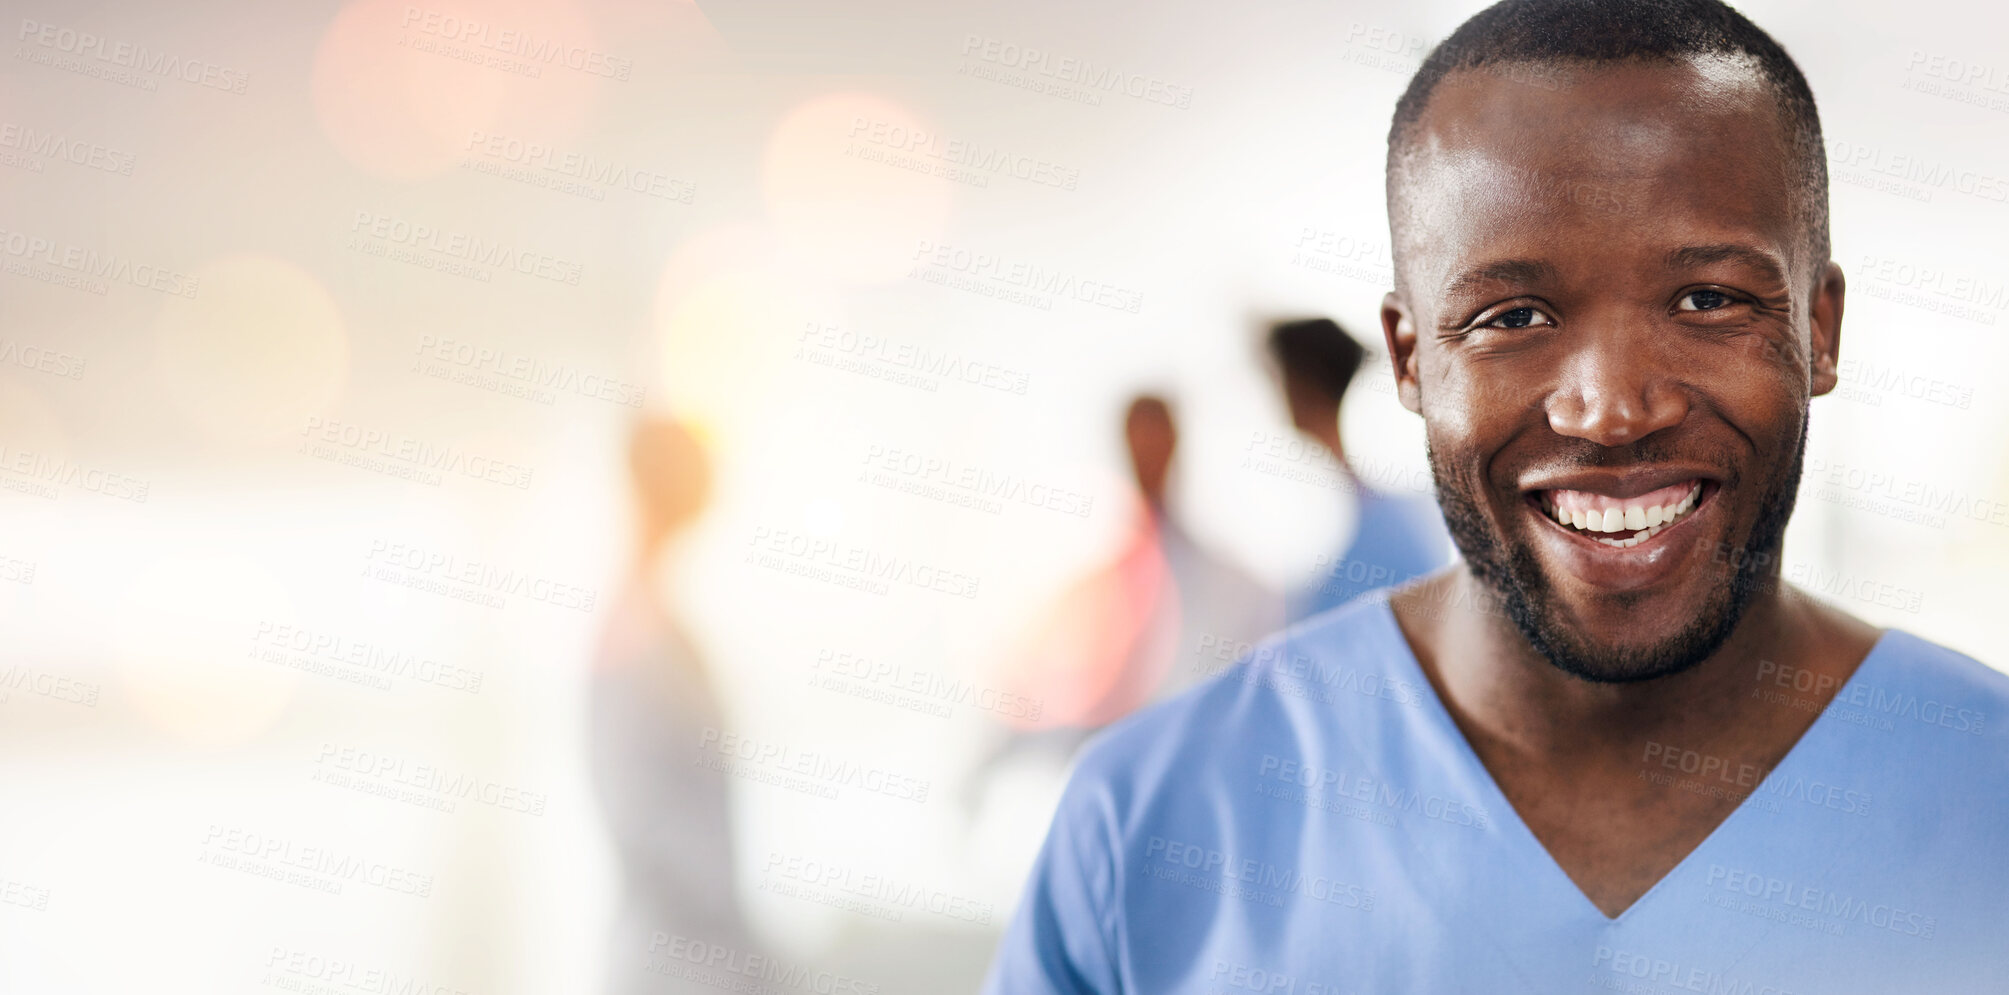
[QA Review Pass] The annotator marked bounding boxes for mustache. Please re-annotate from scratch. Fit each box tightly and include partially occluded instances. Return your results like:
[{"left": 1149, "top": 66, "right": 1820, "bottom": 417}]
[{"left": 1511, "top": 437, "right": 1741, "bottom": 485}]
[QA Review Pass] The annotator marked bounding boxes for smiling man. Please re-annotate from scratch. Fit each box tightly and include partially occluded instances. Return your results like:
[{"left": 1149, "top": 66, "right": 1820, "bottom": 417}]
[{"left": 983, "top": 1, "right": 2009, "bottom": 991}]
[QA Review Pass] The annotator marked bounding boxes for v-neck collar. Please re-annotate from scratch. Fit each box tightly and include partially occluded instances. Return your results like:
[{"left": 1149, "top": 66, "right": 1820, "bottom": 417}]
[{"left": 1365, "top": 597, "right": 1898, "bottom": 926}]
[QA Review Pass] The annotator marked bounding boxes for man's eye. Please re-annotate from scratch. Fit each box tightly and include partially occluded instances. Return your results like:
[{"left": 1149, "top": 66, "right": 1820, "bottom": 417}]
[
  {"left": 1486, "top": 307, "right": 1552, "bottom": 329},
  {"left": 1677, "top": 289, "right": 1734, "bottom": 311}
]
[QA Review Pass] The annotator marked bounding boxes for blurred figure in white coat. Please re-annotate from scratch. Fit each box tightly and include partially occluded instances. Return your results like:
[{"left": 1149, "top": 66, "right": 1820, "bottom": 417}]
[{"left": 589, "top": 417, "right": 758, "bottom": 993}]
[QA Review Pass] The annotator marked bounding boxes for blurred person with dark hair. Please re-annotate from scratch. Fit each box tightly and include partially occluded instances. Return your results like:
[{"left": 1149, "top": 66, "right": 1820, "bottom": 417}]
[
  {"left": 976, "top": 395, "right": 1280, "bottom": 768},
  {"left": 1267, "top": 317, "right": 1451, "bottom": 619},
  {"left": 987, "top": 1, "right": 2009, "bottom": 990},
  {"left": 589, "top": 417, "right": 758, "bottom": 993}
]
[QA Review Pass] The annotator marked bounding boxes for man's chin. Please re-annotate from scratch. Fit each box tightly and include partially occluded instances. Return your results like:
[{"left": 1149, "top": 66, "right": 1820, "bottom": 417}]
[
  {"left": 1524, "top": 632, "right": 1716, "bottom": 684},
  {"left": 1510, "top": 585, "right": 1746, "bottom": 684}
]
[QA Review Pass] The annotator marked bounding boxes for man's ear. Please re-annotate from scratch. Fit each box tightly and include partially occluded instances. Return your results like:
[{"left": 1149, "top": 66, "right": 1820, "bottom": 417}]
[
  {"left": 1381, "top": 291, "right": 1423, "bottom": 414},
  {"left": 1808, "top": 260, "right": 1845, "bottom": 396}
]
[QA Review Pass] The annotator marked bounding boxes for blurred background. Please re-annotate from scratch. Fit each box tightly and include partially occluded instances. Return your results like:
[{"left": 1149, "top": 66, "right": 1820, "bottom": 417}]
[{"left": 2, "top": 0, "right": 2006, "bottom": 990}]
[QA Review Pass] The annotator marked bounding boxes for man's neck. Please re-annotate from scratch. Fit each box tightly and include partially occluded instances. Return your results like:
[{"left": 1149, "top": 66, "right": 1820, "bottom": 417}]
[
  {"left": 1389, "top": 566, "right": 1884, "bottom": 918},
  {"left": 1392, "top": 568, "right": 1881, "bottom": 763}
]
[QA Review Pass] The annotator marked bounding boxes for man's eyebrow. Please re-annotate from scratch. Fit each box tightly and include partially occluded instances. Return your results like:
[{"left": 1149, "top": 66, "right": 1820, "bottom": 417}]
[
  {"left": 1665, "top": 244, "right": 1789, "bottom": 284},
  {"left": 1444, "top": 259, "right": 1557, "bottom": 297}
]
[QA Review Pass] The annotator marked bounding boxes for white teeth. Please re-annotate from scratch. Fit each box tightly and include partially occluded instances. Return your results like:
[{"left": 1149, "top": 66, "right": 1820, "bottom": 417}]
[{"left": 1547, "top": 481, "right": 1707, "bottom": 547}]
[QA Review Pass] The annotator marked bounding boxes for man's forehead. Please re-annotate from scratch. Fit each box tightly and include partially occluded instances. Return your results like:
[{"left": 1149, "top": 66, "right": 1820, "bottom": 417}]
[
  {"left": 1408, "top": 54, "right": 1780, "bottom": 188},
  {"left": 1391, "top": 54, "right": 1799, "bottom": 286}
]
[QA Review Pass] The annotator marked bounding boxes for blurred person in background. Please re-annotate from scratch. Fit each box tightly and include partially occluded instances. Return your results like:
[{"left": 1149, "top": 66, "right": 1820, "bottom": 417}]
[
  {"left": 589, "top": 417, "right": 759, "bottom": 994},
  {"left": 971, "top": 395, "right": 1280, "bottom": 773},
  {"left": 1268, "top": 317, "right": 1451, "bottom": 620}
]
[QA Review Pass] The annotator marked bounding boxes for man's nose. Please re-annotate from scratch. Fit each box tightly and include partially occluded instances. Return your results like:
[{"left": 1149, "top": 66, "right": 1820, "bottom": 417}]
[{"left": 1542, "top": 332, "right": 1690, "bottom": 446}]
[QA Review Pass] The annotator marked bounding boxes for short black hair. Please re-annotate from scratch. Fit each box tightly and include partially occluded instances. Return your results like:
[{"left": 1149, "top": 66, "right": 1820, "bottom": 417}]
[
  {"left": 1386, "top": 0, "right": 1829, "bottom": 267},
  {"left": 1267, "top": 318, "right": 1365, "bottom": 403}
]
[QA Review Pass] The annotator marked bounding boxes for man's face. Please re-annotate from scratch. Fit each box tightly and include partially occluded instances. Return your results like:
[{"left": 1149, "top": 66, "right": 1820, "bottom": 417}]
[{"left": 1382, "top": 56, "right": 1844, "bottom": 682}]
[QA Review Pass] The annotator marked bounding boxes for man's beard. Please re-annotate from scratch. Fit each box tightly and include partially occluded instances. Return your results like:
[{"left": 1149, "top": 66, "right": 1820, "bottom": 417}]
[{"left": 1428, "top": 429, "right": 1804, "bottom": 684}]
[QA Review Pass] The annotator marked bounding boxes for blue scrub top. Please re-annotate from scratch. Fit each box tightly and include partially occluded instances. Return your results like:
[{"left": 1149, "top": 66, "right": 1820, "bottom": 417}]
[
  {"left": 1289, "top": 488, "right": 1449, "bottom": 622},
  {"left": 984, "top": 597, "right": 2009, "bottom": 993}
]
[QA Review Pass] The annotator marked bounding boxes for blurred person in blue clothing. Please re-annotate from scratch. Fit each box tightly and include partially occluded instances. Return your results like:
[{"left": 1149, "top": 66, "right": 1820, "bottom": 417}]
[{"left": 1267, "top": 317, "right": 1450, "bottom": 619}]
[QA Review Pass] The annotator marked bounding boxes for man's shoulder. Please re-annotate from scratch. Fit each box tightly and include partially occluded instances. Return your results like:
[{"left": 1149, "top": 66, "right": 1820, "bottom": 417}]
[
  {"left": 1877, "top": 628, "right": 2005, "bottom": 692},
  {"left": 1849, "top": 629, "right": 2009, "bottom": 749},
  {"left": 1059, "top": 597, "right": 1424, "bottom": 820}
]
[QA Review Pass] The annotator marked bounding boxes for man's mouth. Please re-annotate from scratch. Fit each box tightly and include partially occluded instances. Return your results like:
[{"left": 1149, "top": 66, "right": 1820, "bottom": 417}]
[{"left": 1533, "top": 479, "right": 1709, "bottom": 549}]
